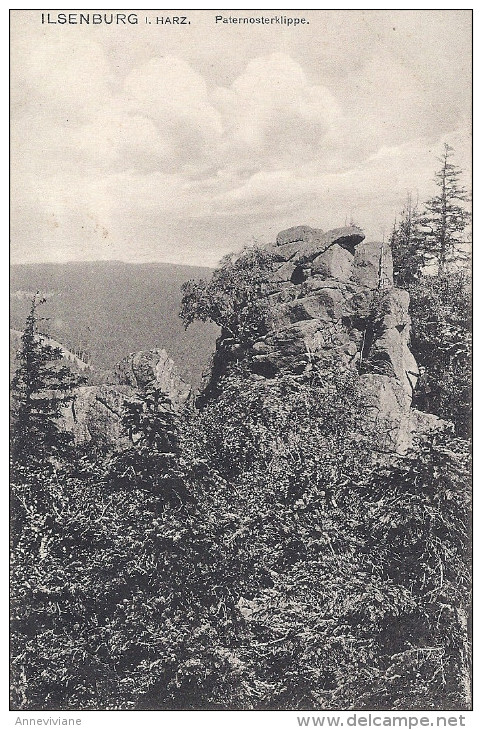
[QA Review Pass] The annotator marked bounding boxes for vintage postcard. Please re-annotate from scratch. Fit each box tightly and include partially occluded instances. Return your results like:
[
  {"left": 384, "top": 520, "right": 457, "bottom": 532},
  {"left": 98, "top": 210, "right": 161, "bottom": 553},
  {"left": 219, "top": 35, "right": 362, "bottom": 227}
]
[{"left": 9, "top": 8, "right": 472, "bottom": 724}]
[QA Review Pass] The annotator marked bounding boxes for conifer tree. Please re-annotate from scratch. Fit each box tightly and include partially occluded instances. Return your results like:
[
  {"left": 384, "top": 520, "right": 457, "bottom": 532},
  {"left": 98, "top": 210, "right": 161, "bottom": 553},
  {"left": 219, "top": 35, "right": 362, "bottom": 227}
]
[
  {"left": 420, "top": 143, "right": 470, "bottom": 275},
  {"left": 108, "top": 384, "right": 188, "bottom": 503},
  {"left": 11, "top": 294, "right": 83, "bottom": 462},
  {"left": 390, "top": 193, "right": 426, "bottom": 287}
]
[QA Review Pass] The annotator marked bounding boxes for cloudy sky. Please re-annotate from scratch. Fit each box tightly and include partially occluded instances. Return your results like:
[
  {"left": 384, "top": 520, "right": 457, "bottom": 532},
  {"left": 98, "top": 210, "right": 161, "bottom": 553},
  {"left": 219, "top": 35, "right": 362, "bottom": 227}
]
[{"left": 11, "top": 9, "right": 471, "bottom": 266}]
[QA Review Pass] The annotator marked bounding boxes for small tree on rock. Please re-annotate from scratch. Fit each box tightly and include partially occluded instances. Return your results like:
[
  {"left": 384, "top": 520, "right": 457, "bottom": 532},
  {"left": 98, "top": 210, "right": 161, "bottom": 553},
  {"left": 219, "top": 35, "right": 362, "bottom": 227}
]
[{"left": 180, "top": 246, "right": 277, "bottom": 401}]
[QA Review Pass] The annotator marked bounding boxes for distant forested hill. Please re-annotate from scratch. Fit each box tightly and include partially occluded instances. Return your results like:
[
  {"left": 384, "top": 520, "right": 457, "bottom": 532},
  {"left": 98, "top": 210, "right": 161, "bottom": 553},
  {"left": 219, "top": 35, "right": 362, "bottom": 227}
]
[{"left": 10, "top": 261, "right": 219, "bottom": 388}]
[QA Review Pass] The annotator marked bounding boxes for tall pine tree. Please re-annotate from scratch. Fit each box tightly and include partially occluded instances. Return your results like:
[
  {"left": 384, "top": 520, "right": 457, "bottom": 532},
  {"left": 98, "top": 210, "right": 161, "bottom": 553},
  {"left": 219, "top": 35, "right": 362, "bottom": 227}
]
[{"left": 420, "top": 143, "right": 470, "bottom": 275}]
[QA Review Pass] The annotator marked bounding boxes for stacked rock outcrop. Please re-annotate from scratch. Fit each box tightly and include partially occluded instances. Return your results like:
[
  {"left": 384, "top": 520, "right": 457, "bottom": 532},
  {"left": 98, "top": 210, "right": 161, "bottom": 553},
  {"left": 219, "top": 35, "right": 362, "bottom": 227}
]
[
  {"left": 60, "top": 224, "right": 444, "bottom": 453},
  {"left": 238, "top": 224, "right": 441, "bottom": 452}
]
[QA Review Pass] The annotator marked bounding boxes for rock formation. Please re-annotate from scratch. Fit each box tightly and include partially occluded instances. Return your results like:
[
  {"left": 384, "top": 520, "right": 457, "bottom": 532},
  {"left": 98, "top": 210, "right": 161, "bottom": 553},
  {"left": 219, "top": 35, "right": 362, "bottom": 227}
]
[
  {"left": 62, "top": 349, "right": 190, "bottom": 448},
  {"left": 59, "top": 223, "right": 444, "bottom": 453},
  {"left": 215, "top": 224, "right": 442, "bottom": 453}
]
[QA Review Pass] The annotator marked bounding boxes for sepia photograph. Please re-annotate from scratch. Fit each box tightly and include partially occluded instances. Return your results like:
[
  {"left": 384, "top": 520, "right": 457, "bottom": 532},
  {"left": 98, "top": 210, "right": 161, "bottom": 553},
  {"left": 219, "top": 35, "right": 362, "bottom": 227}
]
[{"left": 9, "top": 8, "right": 472, "bottom": 716}]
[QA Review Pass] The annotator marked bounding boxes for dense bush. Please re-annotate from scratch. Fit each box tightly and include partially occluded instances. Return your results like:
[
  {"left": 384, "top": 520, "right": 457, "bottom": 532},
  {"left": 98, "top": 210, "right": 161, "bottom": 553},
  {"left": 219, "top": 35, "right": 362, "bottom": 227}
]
[
  {"left": 10, "top": 385, "right": 471, "bottom": 711},
  {"left": 179, "top": 373, "right": 471, "bottom": 710},
  {"left": 10, "top": 452, "right": 248, "bottom": 709},
  {"left": 228, "top": 432, "right": 471, "bottom": 710}
]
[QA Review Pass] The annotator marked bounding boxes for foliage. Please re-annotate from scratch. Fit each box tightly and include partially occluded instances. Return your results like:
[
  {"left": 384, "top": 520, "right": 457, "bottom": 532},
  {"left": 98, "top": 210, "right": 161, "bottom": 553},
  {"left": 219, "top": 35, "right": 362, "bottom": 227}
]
[
  {"left": 181, "top": 246, "right": 276, "bottom": 348},
  {"left": 348, "top": 432, "right": 471, "bottom": 709},
  {"left": 180, "top": 246, "right": 278, "bottom": 401},
  {"left": 185, "top": 364, "right": 372, "bottom": 483},
  {"left": 238, "top": 432, "right": 471, "bottom": 710},
  {"left": 391, "top": 145, "right": 470, "bottom": 284},
  {"left": 10, "top": 360, "right": 471, "bottom": 711},
  {"left": 180, "top": 373, "right": 471, "bottom": 710},
  {"left": 10, "top": 439, "right": 246, "bottom": 709},
  {"left": 11, "top": 295, "right": 84, "bottom": 463},
  {"left": 108, "top": 386, "right": 186, "bottom": 501},
  {"left": 408, "top": 270, "right": 471, "bottom": 437}
]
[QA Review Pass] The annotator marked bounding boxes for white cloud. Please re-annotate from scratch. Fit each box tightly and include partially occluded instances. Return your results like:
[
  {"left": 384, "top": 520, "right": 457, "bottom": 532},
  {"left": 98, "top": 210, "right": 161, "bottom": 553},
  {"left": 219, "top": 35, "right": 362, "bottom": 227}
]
[
  {"left": 123, "top": 57, "right": 224, "bottom": 170},
  {"left": 213, "top": 53, "right": 341, "bottom": 169},
  {"left": 10, "top": 11, "right": 471, "bottom": 266}
]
